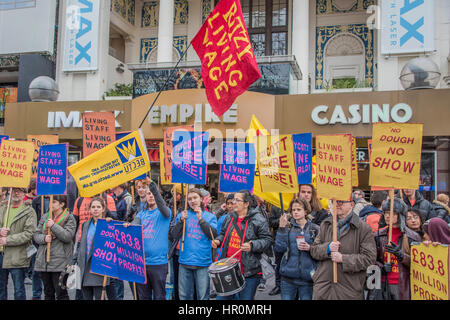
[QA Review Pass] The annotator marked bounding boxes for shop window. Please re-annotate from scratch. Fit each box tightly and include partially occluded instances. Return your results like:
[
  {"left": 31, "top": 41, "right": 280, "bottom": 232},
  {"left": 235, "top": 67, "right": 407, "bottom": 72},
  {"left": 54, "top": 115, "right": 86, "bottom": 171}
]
[
  {"left": 0, "top": 0, "right": 35, "bottom": 10},
  {"left": 216, "top": 0, "right": 288, "bottom": 56}
]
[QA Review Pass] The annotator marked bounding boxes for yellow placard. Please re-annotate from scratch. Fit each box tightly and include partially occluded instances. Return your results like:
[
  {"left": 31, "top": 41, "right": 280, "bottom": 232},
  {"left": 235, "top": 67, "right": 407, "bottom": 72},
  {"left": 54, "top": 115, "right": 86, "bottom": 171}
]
[
  {"left": 0, "top": 140, "right": 34, "bottom": 188},
  {"left": 246, "top": 115, "right": 293, "bottom": 210},
  {"left": 369, "top": 123, "right": 423, "bottom": 189},
  {"left": 27, "top": 134, "right": 59, "bottom": 178},
  {"left": 256, "top": 135, "right": 299, "bottom": 194},
  {"left": 68, "top": 130, "right": 150, "bottom": 197},
  {"left": 316, "top": 134, "right": 353, "bottom": 201},
  {"left": 410, "top": 243, "right": 449, "bottom": 300},
  {"left": 351, "top": 137, "right": 359, "bottom": 187},
  {"left": 160, "top": 142, "right": 172, "bottom": 185}
]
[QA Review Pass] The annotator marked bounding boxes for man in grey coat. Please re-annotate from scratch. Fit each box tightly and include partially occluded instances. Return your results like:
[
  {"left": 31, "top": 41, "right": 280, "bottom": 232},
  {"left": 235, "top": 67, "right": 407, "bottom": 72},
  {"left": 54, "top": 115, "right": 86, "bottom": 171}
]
[{"left": 0, "top": 187, "right": 37, "bottom": 300}]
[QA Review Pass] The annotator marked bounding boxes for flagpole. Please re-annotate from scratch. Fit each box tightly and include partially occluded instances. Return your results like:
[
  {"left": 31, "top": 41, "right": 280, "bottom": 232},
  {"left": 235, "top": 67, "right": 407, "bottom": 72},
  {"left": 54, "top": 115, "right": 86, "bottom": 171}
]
[{"left": 138, "top": 42, "right": 193, "bottom": 129}]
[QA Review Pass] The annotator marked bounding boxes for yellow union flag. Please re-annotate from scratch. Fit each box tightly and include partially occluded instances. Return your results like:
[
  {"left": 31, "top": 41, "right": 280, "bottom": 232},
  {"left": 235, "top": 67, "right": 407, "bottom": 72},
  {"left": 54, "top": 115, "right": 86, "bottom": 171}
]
[
  {"left": 0, "top": 140, "right": 34, "bottom": 188},
  {"left": 160, "top": 142, "right": 172, "bottom": 185},
  {"left": 69, "top": 130, "right": 150, "bottom": 197},
  {"left": 316, "top": 134, "right": 353, "bottom": 201},
  {"left": 246, "top": 115, "right": 293, "bottom": 211},
  {"left": 369, "top": 123, "right": 423, "bottom": 189},
  {"left": 410, "top": 243, "right": 449, "bottom": 300},
  {"left": 256, "top": 135, "right": 298, "bottom": 194}
]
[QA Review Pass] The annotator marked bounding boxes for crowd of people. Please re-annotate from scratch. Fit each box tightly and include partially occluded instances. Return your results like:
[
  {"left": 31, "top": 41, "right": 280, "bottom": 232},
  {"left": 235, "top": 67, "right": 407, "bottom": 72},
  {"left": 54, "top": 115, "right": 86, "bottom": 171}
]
[{"left": 0, "top": 178, "right": 449, "bottom": 300}]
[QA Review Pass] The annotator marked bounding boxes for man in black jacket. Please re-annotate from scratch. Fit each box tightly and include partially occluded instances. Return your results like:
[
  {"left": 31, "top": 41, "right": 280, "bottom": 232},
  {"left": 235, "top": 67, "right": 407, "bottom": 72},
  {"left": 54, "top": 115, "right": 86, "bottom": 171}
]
[{"left": 400, "top": 189, "right": 433, "bottom": 221}]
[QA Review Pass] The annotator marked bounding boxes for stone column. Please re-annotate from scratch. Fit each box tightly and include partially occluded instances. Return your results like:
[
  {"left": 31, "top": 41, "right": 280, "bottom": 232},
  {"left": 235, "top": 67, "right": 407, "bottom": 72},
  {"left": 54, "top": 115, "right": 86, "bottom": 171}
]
[{"left": 157, "top": 0, "right": 174, "bottom": 63}]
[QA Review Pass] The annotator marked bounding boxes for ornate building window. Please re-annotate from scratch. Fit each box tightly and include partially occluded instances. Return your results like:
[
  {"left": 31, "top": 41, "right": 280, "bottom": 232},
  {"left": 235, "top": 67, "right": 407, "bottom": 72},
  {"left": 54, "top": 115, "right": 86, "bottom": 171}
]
[{"left": 225, "top": 0, "right": 288, "bottom": 57}]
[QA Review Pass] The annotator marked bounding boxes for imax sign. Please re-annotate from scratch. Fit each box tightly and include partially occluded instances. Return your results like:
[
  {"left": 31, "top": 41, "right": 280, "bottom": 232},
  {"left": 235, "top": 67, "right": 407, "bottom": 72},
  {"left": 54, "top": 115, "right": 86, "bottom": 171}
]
[
  {"left": 381, "top": 0, "right": 434, "bottom": 54},
  {"left": 48, "top": 111, "right": 122, "bottom": 128}
]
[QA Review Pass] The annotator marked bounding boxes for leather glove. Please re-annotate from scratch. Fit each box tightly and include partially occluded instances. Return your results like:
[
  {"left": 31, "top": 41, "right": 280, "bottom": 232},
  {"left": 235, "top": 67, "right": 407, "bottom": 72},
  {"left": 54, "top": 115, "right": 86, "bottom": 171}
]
[
  {"left": 381, "top": 262, "right": 392, "bottom": 273},
  {"left": 385, "top": 241, "right": 404, "bottom": 261}
]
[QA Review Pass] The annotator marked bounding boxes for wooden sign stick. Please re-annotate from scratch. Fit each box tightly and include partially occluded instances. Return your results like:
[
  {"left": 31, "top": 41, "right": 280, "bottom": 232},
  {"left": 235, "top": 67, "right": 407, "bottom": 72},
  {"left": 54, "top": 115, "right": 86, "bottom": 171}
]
[
  {"left": 101, "top": 276, "right": 108, "bottom": 300},
  {"left": 46, "top": 195, "right": 53, "bottom": 263},
  {"left": 0, "top": 188, "right": 13, "bottom": 253},
  {"left": 131, "top": 183, "right": 135, "bottom": 205},
  {"left": 181, "top": 184, "right": 188, "bottom": 252},
  {"left": 332, "top": 198, "right": 338, "bottom": 283},
  {"left": 173, "top": 186, "right": 177, "bottom": 215},
  {"left": 133, "top": 282, "right": 138, "bottom": 300},
  {"left": 387, "top": 189, "right": 394, "bottom": 264}
]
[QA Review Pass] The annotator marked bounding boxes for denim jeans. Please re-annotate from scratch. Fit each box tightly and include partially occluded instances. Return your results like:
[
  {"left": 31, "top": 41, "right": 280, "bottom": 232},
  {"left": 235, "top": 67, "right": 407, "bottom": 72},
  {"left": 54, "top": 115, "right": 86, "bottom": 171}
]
[
  {"left": 111, "top": 278, "right": 124, "bottom": 300},
  {"left": 280, "top": 280, "right": 313, "bottom": 300},
  {"left": 29, "top": 253, "right": 42, "bottom": 299},
  {"left": 216, "top": 276, "right": 261, "bottom": 300},
  {"left": 0, "top": 254, "right": 27, "bottom": 300},
  {"left": 178, "top": 264, "right": 210, "bottom": 300}
]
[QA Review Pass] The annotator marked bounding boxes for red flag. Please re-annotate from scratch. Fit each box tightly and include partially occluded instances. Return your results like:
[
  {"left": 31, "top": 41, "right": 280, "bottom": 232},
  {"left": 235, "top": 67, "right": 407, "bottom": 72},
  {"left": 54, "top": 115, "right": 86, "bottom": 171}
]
[{"left": 191, "top": 0, "right": 261, "bottom": 117}]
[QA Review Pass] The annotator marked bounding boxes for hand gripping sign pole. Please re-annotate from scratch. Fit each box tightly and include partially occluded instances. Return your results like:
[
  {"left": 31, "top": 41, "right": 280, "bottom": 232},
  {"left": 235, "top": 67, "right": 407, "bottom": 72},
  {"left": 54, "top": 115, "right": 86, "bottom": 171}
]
[
  {"left": 332, "top": 198, "right": 338, "bottom": 283},
  {"left": 387, "top": 189, "right": 395, "bottom": 263},
  {"left": 46, "top": 195, "right": 53, "bottom": 263}
]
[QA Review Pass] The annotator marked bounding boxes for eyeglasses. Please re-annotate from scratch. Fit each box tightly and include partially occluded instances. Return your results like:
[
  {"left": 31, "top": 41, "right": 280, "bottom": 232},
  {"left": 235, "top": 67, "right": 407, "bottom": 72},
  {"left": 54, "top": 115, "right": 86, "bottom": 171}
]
[{"left": 232, "top": 199, "right": 244, "bottom": 203}]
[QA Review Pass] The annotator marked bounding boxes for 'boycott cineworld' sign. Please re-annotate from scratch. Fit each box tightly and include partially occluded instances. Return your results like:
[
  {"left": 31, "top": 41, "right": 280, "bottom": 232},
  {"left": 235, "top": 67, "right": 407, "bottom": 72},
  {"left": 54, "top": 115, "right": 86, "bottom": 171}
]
[{"left": 311, "top": 103, "right": 412, "bottom": 125}]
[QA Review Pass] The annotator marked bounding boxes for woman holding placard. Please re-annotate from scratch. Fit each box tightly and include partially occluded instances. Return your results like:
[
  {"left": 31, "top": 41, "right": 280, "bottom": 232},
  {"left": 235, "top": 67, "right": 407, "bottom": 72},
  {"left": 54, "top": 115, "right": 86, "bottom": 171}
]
[
  {"left": 71, "top": 197, "right": 116, "bottom": 300},
  {"left": 212, "top": 190, "right": 273, "bottom": 300},
  {"left": 171, "top": 188, "right": 217, "bottom": 300},
  {"left": 274, "top": 198, "right": 319, "bottom": 300},
  {"left": 33, "top": 195, "right": 76, "bottom": 300}
]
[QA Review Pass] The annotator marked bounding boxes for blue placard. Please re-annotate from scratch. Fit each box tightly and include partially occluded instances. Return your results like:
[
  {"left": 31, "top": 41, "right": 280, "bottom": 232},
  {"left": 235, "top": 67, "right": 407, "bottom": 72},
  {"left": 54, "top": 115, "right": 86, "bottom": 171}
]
[
  {"left": 36, "top": 144, "right": 68, "bottom": 195},
  {"left": 115, "top": 131, "right": 132, "bottom": 141},
  {"left": 219, "top": 142, "right": 256, "bottom": 192},
  {"left": 0, "top": 135, "right": 8, "bottom": 147},
  {"left": 292, "top": 133, "right": 313, "bottom": 185},
  {"left": 171, "top": 131, "right": 209, "bottom": 184},
  {"left": 90, "top": 219, "right": 146, "bottom": 284}
]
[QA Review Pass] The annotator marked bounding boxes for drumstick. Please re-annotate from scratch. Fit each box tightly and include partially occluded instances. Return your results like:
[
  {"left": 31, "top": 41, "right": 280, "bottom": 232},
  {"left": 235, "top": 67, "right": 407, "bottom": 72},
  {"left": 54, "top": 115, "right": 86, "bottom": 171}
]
[{"left": 225, "top": 248, "right": 243, "bottom": 264}]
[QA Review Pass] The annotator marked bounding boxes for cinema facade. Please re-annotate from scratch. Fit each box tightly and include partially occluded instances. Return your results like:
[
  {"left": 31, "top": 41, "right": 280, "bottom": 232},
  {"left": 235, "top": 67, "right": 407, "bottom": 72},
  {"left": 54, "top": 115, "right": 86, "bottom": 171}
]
[{"left": 5, "top": 88, "right": 450, "bottom": 201}]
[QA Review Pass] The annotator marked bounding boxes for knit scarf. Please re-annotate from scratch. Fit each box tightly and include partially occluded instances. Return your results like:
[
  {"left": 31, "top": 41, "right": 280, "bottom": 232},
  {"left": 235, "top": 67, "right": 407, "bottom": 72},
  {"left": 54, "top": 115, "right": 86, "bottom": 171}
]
[
  {"left": 43, "top": 209, "right": 69, "bottom": 234},
  {"left": 337, "top": 213, "right": 353, "bottom": 239}
]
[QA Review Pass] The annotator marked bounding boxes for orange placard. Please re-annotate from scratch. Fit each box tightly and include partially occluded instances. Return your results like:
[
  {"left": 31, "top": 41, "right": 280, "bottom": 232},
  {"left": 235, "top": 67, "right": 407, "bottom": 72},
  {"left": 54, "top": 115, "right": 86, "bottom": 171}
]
[{"left": 82, "top": 111, "right": 116, "bottom": 157}]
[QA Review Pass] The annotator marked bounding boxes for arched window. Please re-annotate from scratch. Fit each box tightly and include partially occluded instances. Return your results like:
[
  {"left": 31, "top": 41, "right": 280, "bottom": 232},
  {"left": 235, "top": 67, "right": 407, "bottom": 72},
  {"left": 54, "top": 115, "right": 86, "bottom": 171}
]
[{"left": 324, "top": 33, "right": 365, "bottom": 88}]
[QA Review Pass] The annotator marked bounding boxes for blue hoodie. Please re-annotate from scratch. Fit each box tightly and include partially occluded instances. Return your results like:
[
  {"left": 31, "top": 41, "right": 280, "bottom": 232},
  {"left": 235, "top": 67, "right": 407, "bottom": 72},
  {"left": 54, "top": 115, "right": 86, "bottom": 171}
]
[{"left": 175, "top": 209, "right": 217, "bottom": 267}]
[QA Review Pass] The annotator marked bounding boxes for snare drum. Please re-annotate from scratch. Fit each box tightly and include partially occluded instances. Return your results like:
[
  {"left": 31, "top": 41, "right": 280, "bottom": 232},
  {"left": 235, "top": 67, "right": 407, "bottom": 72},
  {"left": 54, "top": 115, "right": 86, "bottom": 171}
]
[{"left": 208, "top": 258, "right": 245, "bottom": 296}]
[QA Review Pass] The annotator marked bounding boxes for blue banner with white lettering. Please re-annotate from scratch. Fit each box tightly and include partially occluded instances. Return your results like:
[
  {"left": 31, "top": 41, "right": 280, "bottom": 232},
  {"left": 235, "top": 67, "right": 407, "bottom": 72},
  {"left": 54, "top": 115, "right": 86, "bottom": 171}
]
[
  {"left": 219, "top": 142, "right": 255, "bottom": 192},
  {"left": 90, "top": 219, "right": 146, "bottom": 284},
  {"left": 171, "top": 131, "right": 209, "bottom": 184},
  {"left": 36, "top": 144, "right": 68, "bottom": 195},
  {"left": 292, "top": 133, "right": 313, "bottom": 185}
]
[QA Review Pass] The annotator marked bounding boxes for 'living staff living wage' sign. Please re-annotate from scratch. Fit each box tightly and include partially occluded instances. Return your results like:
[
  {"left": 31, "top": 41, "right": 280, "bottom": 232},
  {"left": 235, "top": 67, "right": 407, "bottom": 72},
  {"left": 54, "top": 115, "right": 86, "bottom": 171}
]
[
  {"left": 90, "top": 219, "right": 146, "bottom": 284},
  {"left": 316, "top": 134, "right": 353, "bottom": 200},
  {"left": 0, "top": 140, "right": 34, "bottom": 188},
  {"left": 256, "top": 135, "right": 298, "bottom": 193},
  {"left": 36, "top": 144, "right": 68, "bottom": 195},
  {"left": 369, "top": 123, "right": 423, "bottom": 189},
  {"left": 69, "top": 130, "right": 150, "bottom": 197},
  {"left": 171, "top": 131, "right": 209, "bottom": 185},
  {"left": 410, "top": 243, "right": 449, "bottom": 300},
  {"left": 83, "top": 111, "right": 116, "bottom": 158},
  {"left": 219, "top": 142, "right": 255, "bottom": 192}
]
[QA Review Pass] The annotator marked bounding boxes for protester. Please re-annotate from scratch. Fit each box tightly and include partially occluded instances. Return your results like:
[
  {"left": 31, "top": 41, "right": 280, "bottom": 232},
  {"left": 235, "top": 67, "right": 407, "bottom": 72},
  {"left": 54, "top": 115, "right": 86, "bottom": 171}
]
[
  {"left": 373, "top": 198, "right": 421, "bottom": 300},
  {"left": 110, "top": 182, "right": 133, "bottom": 300},
  {"left": 274, "top": 198, "right": 319, "bottom": 300},
  {"left": 310, "top": 199, "right": 376, "bottom": 300},
  {"left": 212, "top": 190, "right": 272, "bottom": 300},
  {"left": 400, "top": 189, "right": 433, "bottom": 221},
  {"left": 215, "top": 194, "right": 234, "bottom": 234},
  {"left": 359, "top": 190, "right": 387, "bottom": 233},
  {"left": 431, "top": 194, "right": 450, "bottom": 224},
  {"left": 423, "top": 217, "right": 450, "bottom": 246},
  {"left": 199, "top": 188, "right": 212, "bottom": 212},
  {"left": 352, "top": 189, "right": 370, "bottom": 216},
  {"left": 71, "top": 196, "right": 116, "bottom": 300},
  {"left": 405, "top": 208, "right": 426, "bottom": 239},
  {"left": 129, "top": 178, "right": 151, "bottom": 223},
  {"left": 0, "top": 188, "right": 7, "bottom": 202},
  {"left": 127, "top": 180, "right": 171, "bottom": 300},
  {"left": 0, "top": 187, "right": 37, "bottom": 300},
  {"left": 33, "top": 195, "right": 76, "bottom": 300},
  {"left": 298, "top": 184, "right": 329, "bottom": 225},
  {"left": 171, "top": 188, "right": 217, "bottom": 300}
]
